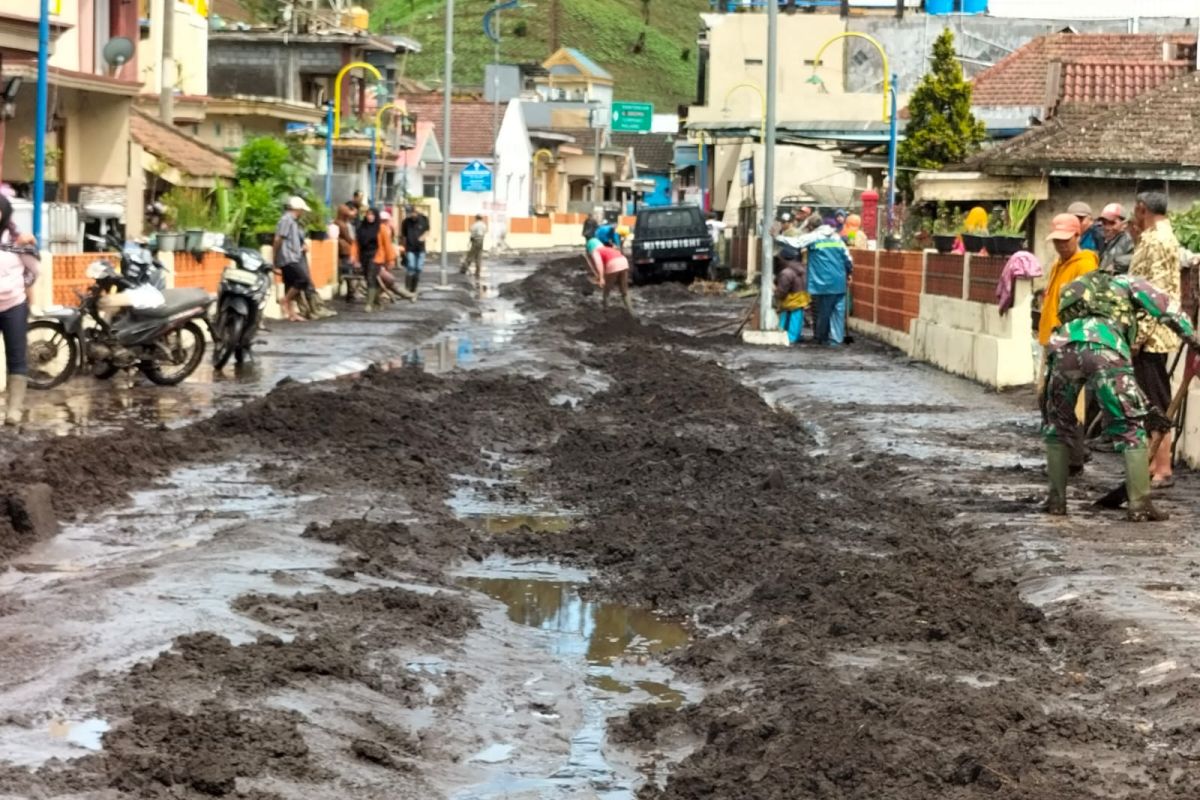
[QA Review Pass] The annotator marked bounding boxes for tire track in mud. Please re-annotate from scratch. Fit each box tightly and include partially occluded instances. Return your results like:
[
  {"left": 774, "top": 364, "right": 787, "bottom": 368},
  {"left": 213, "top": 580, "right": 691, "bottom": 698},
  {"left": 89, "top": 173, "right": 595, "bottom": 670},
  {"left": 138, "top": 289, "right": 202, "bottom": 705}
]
[{"left": 1, "top": 257, "right": 1197, "bottom": 798}]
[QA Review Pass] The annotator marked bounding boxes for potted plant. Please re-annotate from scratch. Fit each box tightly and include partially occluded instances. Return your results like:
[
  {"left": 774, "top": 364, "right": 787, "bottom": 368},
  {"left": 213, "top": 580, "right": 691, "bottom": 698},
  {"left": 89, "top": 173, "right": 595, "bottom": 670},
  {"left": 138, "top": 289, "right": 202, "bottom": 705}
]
[
  {"left": 932, "top": 203, "right": 962, "bottom": 254},
  {"left": 305, "top": 196, "right": 330, "bottom": 240},
  {"left": 989, "top": 196, "right": 1036, "bottom": 256},
  {"left": 961, "top": 211, "right": 988, "bottom": 253}
]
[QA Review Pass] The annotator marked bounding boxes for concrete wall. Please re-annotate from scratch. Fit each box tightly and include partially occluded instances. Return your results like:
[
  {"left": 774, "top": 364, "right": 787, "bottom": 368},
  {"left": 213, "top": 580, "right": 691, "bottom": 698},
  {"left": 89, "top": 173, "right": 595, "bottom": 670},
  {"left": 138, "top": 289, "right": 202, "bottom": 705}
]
[
  {"left": 138, "top": 0, "right": 208, "bottom": 96},
  {"left": 208, "top": 40, "right": 344, "bottom": 102},
  {"left": 62, "top": 90, "right": 131, "bottom": 188},
  {"left": 847, "top": 13, "right": 1195, "bottom": 94},
  {"left": 911, "top": 278, "right": 1037, "bottom": 388},
  {"left": 698, "top": 12, "right": 870, "bottom": 121}
]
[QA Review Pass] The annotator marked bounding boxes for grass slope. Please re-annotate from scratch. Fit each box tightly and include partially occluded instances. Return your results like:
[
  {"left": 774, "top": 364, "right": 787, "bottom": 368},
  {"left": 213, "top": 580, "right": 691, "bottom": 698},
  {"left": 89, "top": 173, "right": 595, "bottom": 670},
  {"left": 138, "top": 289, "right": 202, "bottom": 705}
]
[{"left": 372, "top": 0, "right": 709, "bottom": 110}]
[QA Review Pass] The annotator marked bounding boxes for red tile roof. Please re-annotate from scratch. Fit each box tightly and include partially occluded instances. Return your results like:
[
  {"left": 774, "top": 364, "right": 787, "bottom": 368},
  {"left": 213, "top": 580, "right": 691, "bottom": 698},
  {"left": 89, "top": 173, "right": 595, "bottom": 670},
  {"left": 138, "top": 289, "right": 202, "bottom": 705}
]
[
  {"left": 398, "top": 96, "right": 507, "bottom": 160},
  {"left": 971, "top": 32, "right": 1196, "bottom": 109},
  {"left": 967, "top": 71, "right": 1200, "bottom": 174},
  {"left": 130, "top": 109, "right": 235, "bottom": 179},
  {"left": 1058, "top": 61, "right": 1191, "bottom": 104}
]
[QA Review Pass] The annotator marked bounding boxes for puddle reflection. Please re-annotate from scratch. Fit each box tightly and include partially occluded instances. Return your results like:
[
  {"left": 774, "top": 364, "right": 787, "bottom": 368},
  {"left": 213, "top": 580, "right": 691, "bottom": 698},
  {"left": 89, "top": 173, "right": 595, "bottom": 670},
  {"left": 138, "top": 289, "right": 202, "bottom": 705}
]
[{"left": 460, "top": 577, "right": 690, "bottom": 670}]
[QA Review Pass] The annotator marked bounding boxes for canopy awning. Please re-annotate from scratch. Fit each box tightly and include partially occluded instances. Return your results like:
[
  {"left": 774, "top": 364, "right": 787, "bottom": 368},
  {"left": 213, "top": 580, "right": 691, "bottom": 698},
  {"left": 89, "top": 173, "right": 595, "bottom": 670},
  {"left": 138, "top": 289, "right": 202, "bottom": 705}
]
[{"left": 912, "top": 171, "right": 1049, "bottom": 203}]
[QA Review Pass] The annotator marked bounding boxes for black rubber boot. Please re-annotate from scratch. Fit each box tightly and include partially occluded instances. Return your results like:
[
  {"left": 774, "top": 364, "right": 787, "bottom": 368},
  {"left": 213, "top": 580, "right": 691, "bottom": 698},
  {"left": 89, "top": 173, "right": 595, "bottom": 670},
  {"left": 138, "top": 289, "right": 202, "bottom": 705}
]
[
  {"left": 1125, "top": 448, "right": 1169, "bottom": 522},
  {"left": 1042, "top": 442, "right": 1070, "bottom": 515}
]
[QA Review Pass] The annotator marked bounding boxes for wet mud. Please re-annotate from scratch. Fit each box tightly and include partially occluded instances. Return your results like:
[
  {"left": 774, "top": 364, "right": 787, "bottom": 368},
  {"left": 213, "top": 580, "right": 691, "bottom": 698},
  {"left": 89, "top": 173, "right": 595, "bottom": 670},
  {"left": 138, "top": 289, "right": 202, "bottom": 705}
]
[{"left": 1, "top": 256, "right": 1198, "bottom": 798}]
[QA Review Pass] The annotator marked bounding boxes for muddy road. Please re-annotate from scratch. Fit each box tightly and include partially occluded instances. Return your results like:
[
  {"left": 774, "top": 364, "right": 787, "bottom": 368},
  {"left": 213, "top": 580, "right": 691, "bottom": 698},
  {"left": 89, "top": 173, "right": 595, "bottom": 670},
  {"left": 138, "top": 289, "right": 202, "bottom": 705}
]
[{"left": 0, "top": 256, "right": 1198, "bottom": 798}]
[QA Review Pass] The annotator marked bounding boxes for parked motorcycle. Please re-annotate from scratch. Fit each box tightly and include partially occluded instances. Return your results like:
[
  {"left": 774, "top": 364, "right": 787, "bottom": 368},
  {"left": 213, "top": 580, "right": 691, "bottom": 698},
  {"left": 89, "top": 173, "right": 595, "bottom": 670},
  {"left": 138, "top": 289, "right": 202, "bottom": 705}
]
[
  {"left": 211, "top": 246, "right": 273, "bottom": 369},
  {"left": 26, "top": 258, "right": 213, "bottom": 389},
  {"left": 86, "top": 233, "right": 168, "bottom": 290}
]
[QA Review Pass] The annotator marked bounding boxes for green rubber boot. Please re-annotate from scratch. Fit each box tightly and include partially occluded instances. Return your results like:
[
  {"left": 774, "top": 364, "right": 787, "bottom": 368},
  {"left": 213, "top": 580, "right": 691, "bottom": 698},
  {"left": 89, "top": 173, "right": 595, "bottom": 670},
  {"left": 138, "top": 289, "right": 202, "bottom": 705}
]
[
  {"left": 1125, "top": 448, "right": 1169, "bottom": 522},
  {"left": 364, "top": 288, "right": 378, "bottom": 313},
  {"left": 1043, "top": 442, "right": 1070, "bottom": 515}
]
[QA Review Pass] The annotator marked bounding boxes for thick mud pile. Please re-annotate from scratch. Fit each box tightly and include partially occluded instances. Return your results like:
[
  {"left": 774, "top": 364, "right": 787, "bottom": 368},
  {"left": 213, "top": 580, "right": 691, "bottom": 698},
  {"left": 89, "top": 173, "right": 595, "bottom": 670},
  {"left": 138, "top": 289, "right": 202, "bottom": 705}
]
[
  {"left": 2, "top": 257, "right": 1197, "bottom": 798},
  {"left": 497, "top": 261, "right": 1200, "bottom": 799}
]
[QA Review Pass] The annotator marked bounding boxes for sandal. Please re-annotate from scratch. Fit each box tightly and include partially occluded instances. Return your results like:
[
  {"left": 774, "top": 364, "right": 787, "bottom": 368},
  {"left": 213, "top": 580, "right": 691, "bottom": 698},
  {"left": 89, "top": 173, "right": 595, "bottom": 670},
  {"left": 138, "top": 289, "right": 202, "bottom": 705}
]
[{"left": 1152, "top": 476, "right": 1176, "bottom": 489}]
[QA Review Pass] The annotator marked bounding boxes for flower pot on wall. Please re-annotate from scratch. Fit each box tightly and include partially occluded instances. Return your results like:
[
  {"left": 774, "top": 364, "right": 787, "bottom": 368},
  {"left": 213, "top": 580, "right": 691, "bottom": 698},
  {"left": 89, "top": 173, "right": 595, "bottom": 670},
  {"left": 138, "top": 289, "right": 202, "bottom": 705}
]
[
  {"left": 156, "top": 232, "right": 183, "bottom": 252},
  {"left": 933, "top": 234, "right": 956, "bottom": 254},
  {"left": 989, "top": 235, "right": 1024, "bottom": 257},
  {"left": 961, "top": 233, "right": 987, "bottom": 253}
]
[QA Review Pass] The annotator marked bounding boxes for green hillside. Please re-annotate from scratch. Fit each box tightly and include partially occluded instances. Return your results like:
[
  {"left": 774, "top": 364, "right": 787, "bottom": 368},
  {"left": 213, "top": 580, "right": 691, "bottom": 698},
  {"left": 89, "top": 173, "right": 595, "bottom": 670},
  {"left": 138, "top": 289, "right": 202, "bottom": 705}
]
[{"left": 369, "top": 0, "right": 711, "bottom": 110}]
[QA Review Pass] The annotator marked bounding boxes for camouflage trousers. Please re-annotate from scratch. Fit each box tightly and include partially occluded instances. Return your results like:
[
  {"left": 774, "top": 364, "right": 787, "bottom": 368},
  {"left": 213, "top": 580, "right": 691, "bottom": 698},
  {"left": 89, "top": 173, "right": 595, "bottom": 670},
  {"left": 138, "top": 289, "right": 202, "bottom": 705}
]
[{"left": 1041, "top": 342, "right": 1149, "bottom": 452}]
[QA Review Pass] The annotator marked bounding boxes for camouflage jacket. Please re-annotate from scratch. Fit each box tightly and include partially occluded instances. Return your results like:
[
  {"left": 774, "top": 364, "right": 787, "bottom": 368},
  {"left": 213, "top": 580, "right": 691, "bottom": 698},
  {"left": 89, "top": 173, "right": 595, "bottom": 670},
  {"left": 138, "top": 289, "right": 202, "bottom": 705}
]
[{"left": 1051, "top": 272, "right": 1196, "bottom": 360}]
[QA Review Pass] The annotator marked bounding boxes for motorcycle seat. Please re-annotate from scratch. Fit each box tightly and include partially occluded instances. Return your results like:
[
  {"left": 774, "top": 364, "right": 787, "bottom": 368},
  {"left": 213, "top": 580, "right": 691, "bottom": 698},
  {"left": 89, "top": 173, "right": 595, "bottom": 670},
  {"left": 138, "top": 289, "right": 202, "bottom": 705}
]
[{"left": 131, "top": 288, "right": 213, "bottom": 319}]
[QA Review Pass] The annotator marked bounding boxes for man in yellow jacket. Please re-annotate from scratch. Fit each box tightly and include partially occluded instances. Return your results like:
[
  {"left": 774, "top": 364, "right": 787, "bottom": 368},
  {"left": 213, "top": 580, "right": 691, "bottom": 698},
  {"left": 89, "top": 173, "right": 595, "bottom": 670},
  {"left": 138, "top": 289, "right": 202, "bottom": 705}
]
[{"left": 1039, "top": 213, "right": 1099, "bottom": 473}]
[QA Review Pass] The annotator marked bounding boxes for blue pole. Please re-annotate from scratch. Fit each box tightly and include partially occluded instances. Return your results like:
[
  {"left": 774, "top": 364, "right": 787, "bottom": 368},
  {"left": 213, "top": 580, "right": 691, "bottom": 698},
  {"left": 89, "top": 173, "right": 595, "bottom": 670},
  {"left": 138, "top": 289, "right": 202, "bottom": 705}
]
[
  {"left": 886, "top": 72, "right": 898, "bottom": 247},
  {"left": 369, "top": 128, "right": 376, "bottom": 207},
  {"left": 324, "top": 101, "right": 334, "bottom": 218},
  {"left": 33, "top": 0, "right": 50, "bottom": 246}
]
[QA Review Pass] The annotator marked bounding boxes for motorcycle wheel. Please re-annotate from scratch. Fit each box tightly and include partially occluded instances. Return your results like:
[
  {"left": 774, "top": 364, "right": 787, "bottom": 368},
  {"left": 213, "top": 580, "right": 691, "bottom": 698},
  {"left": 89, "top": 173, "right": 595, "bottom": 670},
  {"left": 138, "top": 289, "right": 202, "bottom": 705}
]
[
  {"left": 212, "top": 311, "right": 244, "bottom": 370},
  {"left": 26, "top": 320, "right": 78, "bottom": 390},
  {"left": 141, "top": 320, "right": 206, "bottom": 386}
]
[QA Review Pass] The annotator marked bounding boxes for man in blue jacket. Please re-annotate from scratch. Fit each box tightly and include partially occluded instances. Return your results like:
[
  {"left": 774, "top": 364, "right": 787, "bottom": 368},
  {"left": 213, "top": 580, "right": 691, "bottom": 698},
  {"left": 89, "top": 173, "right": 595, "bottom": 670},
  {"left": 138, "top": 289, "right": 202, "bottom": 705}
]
[{"left": 786, "top": 222, "right": 853, "bottom": 345}]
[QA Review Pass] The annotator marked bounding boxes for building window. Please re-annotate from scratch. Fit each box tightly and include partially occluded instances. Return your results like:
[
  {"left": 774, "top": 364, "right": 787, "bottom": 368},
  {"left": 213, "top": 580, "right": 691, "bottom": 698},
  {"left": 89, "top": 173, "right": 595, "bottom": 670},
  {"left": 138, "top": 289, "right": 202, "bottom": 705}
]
[{"left": 423, "top": 178, "right": 440, "bottom": 199}]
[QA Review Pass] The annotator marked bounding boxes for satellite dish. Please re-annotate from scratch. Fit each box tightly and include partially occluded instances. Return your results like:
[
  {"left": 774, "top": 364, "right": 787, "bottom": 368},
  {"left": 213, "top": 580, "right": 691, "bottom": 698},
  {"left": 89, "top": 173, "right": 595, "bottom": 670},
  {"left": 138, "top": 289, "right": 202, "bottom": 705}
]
[{"left": 102, "top": 37, "right": 135, "bottom": 71}]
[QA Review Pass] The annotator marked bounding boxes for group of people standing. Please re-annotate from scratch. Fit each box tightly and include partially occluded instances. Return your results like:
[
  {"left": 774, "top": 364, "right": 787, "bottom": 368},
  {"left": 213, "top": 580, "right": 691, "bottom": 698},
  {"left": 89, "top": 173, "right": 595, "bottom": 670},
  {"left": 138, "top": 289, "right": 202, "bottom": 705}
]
[
  {"left": 774, "top": 208, "right": 856, "bottom": 346},
  {"left": 1039, "top": 192, "right": 1200, "bottom": 522},
  {"left": 325, "top": 194, "right": 431, "bottom": 317}
]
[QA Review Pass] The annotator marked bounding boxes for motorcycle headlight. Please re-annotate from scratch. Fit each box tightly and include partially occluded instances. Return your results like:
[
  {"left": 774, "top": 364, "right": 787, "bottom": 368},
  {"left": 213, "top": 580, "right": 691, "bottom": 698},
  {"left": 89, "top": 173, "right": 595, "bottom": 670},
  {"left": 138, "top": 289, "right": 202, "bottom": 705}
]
[{"left": 85, "top": 261, "right": 112, "bottom": 280}]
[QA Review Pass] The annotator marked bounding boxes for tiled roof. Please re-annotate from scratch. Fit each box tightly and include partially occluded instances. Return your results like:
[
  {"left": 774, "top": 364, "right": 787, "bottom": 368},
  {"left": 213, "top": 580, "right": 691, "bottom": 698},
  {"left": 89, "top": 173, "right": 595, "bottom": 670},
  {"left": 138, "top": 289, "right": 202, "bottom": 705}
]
[
  {"left": 611, "top": 132, "right": 676, "bottom": 173},
  {"left": 398, "top": 96, "right": 507, "bottom": 159},
  {"left": 129, "top": 109, "right": 235, "bottom": 179},
  {"left": 967, "top": 71, "right": 1200, "bottom": 173},
  {"left": 1058, "top": 61, "right": 1191, "bottom": 104},
  {"left": 971, "top": 32, "right": 1195, "bottom": 109}
]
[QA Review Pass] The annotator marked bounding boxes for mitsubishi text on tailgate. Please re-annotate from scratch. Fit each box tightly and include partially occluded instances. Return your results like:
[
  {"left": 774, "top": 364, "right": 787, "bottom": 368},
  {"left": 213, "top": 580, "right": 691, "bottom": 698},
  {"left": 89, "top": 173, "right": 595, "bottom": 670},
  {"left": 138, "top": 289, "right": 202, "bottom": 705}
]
[{"left": 631, "top": 205, "right": 712, "bottom": 284}]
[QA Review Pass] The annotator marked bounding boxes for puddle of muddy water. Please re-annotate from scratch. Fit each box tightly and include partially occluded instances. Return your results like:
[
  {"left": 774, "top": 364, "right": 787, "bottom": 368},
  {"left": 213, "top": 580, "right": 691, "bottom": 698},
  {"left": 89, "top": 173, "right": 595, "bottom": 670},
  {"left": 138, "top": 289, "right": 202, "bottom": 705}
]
[{"left": 451, "top": 556, "right": 698, "bottom": 799}]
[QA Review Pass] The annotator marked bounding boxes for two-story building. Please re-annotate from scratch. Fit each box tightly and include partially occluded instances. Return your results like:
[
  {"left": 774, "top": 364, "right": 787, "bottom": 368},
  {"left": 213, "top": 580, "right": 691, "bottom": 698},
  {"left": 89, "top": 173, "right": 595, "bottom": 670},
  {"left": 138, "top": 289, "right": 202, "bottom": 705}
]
[{"left": 1, "top": 0, "right": 144, "bottom": 240}]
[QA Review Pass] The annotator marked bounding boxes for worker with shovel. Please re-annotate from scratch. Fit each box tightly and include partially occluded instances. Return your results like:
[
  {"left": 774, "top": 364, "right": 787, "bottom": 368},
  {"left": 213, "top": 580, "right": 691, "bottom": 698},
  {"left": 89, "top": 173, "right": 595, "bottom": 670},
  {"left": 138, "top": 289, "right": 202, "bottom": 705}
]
[{"left": 1043, "top": 269, "right": 1200, "bottom": 521}]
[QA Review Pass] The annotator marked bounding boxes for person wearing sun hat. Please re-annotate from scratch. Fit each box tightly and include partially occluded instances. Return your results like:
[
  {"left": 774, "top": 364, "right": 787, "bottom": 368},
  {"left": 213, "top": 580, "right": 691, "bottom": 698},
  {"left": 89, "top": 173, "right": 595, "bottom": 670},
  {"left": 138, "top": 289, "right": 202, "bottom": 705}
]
[
  {"left": 1096, "top": 203, "right": 1134, "bottom": 274},
  {"left": 1037, "top": 213, "right": 1099, "bottom": 474}
]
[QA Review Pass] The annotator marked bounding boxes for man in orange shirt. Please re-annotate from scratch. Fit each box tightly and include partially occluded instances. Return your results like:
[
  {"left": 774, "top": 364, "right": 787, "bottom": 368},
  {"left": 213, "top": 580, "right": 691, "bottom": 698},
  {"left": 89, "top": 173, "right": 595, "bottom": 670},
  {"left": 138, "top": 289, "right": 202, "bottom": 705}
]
[{"left": 1038, "top": 213, "right": 1099, "bottom": 475}]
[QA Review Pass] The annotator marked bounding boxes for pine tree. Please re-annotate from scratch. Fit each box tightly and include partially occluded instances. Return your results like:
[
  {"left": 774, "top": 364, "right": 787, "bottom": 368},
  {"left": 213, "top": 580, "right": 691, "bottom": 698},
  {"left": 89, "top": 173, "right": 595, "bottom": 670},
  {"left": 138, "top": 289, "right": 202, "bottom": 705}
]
[{"left": 897, "top": 29, "right": 986, "bottom": 195}]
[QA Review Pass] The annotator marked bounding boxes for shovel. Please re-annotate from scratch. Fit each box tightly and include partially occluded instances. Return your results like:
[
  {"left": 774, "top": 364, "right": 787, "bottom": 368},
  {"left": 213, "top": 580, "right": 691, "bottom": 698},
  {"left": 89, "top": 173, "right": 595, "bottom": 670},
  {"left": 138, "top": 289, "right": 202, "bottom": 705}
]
[{"left": 1095, "top": 347, "right": 1200, "bottom": 509}]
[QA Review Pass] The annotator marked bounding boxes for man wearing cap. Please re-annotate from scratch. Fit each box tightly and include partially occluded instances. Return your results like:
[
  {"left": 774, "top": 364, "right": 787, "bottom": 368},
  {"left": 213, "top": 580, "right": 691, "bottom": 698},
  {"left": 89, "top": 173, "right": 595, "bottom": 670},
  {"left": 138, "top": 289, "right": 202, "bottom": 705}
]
[
  {"left": 273, "top": 196, "right": 313, "bottom": 322},
  {"left": 1129, "top": 190, "right": 1184, "bottom": 487},
  {"left": 1069, "top": 201, "right": 1102, "bottom": 253},
  {"left": 1096, "top": 203, "right": 1134, "bottom": 274},
  {"left": 1038, "top": 213, "right": 1099, "bottom": 472}
]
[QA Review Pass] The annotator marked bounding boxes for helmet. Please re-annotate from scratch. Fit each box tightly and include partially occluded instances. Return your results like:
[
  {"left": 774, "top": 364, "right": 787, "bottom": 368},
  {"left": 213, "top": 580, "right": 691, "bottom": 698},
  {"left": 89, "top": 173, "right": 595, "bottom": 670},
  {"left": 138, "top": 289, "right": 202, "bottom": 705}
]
[{"left": 616, "top": 225, "right": 630, "bottom": 237}]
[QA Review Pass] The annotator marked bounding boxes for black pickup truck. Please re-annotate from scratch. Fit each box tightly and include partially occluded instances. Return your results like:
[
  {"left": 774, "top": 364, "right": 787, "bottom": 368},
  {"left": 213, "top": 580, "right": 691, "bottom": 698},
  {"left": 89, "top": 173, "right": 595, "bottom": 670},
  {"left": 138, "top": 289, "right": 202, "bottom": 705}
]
[{"left": 630, "top": 205, "right": 712, "bottom": 284}]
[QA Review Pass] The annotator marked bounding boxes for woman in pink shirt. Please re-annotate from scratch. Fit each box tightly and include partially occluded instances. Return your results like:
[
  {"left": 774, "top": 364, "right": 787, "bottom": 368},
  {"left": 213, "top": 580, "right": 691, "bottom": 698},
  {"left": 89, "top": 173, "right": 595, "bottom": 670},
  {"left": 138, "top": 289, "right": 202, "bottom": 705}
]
[
  {"left": 588, "top": 242, "right": 633, "bottom": 313},
  {"left": 0, "top": 195, "right": 39, "bottom": 425}
]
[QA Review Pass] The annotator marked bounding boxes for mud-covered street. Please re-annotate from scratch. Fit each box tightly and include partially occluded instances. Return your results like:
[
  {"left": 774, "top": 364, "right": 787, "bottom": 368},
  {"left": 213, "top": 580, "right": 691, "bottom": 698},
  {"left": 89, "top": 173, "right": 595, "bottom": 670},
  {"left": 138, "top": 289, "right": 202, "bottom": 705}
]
[{"left": 1, "top": 254, "right": 1199, "bottom": 799}]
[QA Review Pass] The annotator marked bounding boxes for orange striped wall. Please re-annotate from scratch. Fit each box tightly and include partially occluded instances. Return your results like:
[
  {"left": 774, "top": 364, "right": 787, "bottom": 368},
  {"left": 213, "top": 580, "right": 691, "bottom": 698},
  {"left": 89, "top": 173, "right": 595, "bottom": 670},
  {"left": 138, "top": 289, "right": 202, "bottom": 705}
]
[{"left": 51, "top": 253, "right": 115, "bottom": 307}]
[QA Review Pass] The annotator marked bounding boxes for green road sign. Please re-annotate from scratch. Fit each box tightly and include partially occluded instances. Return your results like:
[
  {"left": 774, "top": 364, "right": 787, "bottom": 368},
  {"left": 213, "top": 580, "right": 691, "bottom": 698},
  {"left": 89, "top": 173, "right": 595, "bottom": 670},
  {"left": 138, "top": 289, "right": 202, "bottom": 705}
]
[{"left": 612, "top": 101, "right": 653, "bottom": 133}]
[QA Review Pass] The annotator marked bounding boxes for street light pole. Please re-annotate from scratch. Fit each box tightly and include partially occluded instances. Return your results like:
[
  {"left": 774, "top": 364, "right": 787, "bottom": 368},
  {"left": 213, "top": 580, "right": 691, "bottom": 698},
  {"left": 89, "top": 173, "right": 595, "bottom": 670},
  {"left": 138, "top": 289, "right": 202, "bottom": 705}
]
[
  {"left": 758, "top": 0, "right": 778, "bottom": 331},
  {"left": 438, "top": 0, "right": 454, "bottom": 288},
  {"left": 886, "top": 73, "right": 898, "bottom": 246},
  {"left": 324, "top": 101, "right": 333, "bottom": 216},
  {"left": 32, "top": 0, "right": 49, "bottom": 245}
]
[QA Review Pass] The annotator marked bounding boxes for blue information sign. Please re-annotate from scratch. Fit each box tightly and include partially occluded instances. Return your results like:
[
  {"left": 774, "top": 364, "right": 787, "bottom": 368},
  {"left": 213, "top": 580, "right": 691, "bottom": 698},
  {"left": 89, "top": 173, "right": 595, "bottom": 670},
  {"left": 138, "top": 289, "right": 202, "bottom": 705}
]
[{"left": 460, "top": 160, "right": 493, "bottom": 192}]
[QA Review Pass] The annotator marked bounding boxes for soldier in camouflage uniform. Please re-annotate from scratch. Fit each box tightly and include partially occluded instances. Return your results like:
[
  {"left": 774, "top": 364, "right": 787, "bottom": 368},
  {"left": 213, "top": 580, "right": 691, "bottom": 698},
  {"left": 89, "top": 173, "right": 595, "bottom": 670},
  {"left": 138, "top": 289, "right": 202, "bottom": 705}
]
[{"left": 1043, "top": 270, "right": 1200, "bottom": 521}]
